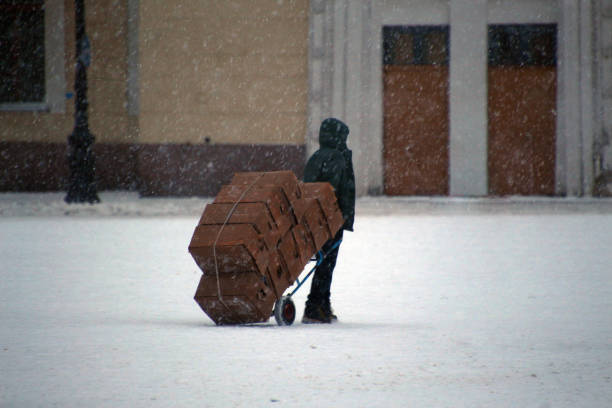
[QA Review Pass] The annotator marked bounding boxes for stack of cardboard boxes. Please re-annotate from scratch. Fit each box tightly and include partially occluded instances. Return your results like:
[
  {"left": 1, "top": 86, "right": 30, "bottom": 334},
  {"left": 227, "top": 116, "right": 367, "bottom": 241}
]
[{"left": 188, "top": 171, "right": 344, "bottom": 325}]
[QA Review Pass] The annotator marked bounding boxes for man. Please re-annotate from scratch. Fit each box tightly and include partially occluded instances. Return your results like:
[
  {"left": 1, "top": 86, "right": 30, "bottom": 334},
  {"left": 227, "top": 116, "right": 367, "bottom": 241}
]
[{"left": 302, "top": 118, "right": 355, "bottom": 323}]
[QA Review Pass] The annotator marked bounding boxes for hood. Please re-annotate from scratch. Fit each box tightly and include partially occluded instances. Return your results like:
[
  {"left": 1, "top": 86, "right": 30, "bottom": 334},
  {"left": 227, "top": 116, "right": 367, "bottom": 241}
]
[{"left": 319, "top": 118, "right": 349, "bottom": 150}]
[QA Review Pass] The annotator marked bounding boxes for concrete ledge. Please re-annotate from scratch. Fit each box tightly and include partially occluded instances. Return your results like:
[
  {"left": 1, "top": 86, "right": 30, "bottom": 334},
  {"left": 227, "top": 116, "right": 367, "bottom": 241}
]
[
  {"left": 357, "top": 196, "right": 612, "bottom": 215},
  {"left": 3, "top": 192, "right": 612, "bottom": 218}
]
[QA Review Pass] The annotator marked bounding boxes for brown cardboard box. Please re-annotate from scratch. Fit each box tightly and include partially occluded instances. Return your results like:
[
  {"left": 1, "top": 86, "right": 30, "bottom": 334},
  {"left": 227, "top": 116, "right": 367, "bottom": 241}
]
[
  {"left": 293, "top": 198, "right": 332, "bottom": 250},
  {"left": 189, "top": 224, "right": 269, "bottom": 275},
  {"left": 262, "top": 250, "right": 292, "bottom": 295},
  {"left": 198, "top": 202, "right": 281, "bottom": 249},
  {"left": 194, "top": 272, "right": 276, "bottom": 325},
  {"left": 301, "top": 182, "right": 345, "bottom": 236},
  {"left": 275, "top": 228, "right": 303, "bottom": 280},
  {"left": 291, "top": 223, "right": 316, "bottom": 266},
  {"left": 231, "top": 170, "right": 302, "bottom": 202},
  {"left": 214, "top": 184, "right": 296, "bottom": 237}
]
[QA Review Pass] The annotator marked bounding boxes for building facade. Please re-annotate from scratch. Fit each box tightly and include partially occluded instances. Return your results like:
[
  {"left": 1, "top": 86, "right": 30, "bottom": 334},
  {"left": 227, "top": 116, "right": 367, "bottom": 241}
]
[
  {"left": 1, "top": 0, "right": 308, "bottom": 196},
  {"left": 308, "top": 0, "right": 612, "bottom": 197},
  {"left": 1, "top": 0, "right": 611, "bottom": 197}
]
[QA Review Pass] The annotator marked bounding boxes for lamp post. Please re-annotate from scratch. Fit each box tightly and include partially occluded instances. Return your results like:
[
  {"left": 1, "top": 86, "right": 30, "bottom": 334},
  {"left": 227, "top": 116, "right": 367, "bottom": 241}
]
[{"left": 65, "top": 0, "right": 99, "bottom": 203}]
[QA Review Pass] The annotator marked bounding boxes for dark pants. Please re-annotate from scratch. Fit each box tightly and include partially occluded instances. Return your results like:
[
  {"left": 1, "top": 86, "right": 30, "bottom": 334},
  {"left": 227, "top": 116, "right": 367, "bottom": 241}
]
[{"left": 307, "top": 229, "right": 344, "bottom": 307}]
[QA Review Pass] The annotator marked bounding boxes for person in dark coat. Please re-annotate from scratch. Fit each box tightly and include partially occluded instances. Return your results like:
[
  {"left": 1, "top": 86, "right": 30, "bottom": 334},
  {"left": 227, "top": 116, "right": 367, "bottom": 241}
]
[{"left": 302, "top": 117, "right": 355, "bottom": 323}]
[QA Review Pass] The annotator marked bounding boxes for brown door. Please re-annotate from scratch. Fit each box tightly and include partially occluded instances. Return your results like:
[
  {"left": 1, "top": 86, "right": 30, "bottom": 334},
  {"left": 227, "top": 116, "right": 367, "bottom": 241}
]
[
  {"left": 383, "top": 26, "right": 449, "bottom": 196},
  {"left": 487, "top": 25, "right": 557, "bottom": 196}
]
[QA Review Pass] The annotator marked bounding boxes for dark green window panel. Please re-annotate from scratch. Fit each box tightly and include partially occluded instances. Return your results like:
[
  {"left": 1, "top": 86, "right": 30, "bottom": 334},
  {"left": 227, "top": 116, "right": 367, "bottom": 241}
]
[
  {"left": 383, "top": 26, "right": 449, "bottom": 66},
  {"left": 0, "top": 0, "right": 46, "bottom": 103},
  {"left": 488, "top": 24, "right": 557, "bottom": 67}
]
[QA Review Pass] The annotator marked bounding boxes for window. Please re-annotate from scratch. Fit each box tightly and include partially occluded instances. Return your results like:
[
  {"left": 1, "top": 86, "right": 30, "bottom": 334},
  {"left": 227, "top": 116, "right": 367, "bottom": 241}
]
[
  {"left": 0, "top": 0, "right": 45, "bottom": 103},
  {"left": 0, "top": 0, "right": 65, "bottom": 112},
  {"left": 383, "top": 26, "right": 449, "bottom": 66},
  {"left": 488, "top": 24, "right": 557, "bottom": 67}
]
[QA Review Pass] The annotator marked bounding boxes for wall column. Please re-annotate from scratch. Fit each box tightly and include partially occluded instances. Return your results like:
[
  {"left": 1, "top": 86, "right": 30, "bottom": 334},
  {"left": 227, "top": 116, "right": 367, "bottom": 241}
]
[
  {"left": 449, "top": 0, "right": 488, "bottom": 196},
  {"left": 557, "top": 0, "right": 580, "bottom": 195},
  {"left": 308, "top": 0, "right": 383, "bottom": 196}
]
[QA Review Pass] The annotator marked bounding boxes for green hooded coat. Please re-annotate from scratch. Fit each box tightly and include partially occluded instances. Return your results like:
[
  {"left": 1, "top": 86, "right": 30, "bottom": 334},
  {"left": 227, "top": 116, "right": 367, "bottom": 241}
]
[{"left": 303, "top": 118, "right": 355, "bottom": 231}]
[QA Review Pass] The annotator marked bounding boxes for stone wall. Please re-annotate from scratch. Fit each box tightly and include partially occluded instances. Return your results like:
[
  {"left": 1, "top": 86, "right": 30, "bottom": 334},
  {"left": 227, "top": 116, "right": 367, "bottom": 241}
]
[{"left": 138, "top": 0, "right": 308, "bottom": 145}]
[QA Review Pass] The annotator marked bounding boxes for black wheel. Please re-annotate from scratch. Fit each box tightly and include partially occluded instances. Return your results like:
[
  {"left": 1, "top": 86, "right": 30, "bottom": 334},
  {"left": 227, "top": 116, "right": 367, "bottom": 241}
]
[{"left": 273, "top": 296, "right": 296, "bottom": 326}]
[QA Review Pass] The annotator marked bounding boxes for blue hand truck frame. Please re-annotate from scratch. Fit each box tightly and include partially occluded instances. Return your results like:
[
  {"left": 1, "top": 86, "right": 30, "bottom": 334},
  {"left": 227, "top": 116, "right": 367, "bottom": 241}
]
[{"left": 272, "top": 239, "right": 342, "bottom": 326}]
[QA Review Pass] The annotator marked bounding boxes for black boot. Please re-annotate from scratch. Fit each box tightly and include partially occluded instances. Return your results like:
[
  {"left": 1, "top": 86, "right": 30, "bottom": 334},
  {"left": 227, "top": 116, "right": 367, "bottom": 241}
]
[
  {"left": 323, "top": 298, "right": 338, "bottom": 322},
  {"left": 302, "top": 298, "right": 331, "bottom": 324}
]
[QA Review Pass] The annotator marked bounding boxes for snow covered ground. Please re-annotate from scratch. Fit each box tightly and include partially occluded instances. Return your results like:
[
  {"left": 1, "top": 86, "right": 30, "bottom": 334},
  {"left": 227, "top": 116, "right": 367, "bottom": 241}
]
[{"left": 1, "top": 192, "right": 612, "bottom": 407}]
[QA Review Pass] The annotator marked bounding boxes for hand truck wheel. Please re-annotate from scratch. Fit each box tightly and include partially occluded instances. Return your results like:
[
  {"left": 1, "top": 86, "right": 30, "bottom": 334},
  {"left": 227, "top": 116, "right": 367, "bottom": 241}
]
[{"left": 273, "top": 296, "right": 296, "bottom": 326}]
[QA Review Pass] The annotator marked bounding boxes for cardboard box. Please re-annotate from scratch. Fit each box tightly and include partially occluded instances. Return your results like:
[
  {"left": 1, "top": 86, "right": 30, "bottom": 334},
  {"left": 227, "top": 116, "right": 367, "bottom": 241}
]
[
  {"left": 214, "top": 184, "right": 296, "bottom": 237},
  {"left": 301, "top": 182, "right": 345, "bottom": 236},
  {"left": 291, "top": 223, "right": 316, "bottom": 266},
  {"left": 189, "top": 224, "right": 269, "bottom": 275},
  {"left": 293, "top": 198, "right": 332, "bottom": 250},
  {"left": 275, "top": 228, "right": 303, "bottom": 280},
  {"left": 198, "top": 202, "right": 281, "bottom": 249},
  {"left": 194, "top": 272, "right": 276, "bottom": 325},
  {"left": 231, "top": 170, "right": 302, "bottom": 202}
]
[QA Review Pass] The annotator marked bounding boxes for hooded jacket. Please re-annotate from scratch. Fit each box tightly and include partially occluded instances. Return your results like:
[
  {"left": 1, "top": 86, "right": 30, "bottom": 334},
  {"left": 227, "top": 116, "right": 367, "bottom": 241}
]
[{"left": 303, "top": 118, "right": 355, "bottom": 231}]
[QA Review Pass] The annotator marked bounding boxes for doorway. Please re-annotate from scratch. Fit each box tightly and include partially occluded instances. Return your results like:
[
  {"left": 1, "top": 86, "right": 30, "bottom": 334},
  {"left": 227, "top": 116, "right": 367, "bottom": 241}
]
[
  {"left": 487, "top": 24, "right": 557, "bottom": 196},
  {"left": 383, "top": 26, "right": 450, "bottom": 196}
]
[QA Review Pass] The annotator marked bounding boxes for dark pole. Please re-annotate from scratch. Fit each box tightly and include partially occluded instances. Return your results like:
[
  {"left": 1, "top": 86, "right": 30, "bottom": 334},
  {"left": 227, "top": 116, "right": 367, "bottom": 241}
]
[{"left": 65, "top": 0, "right": 100, "bottom": 203}]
